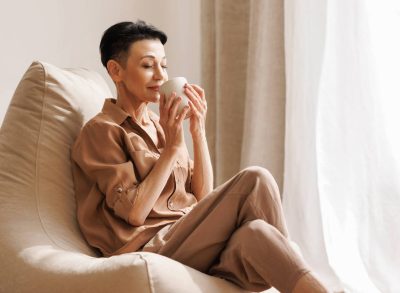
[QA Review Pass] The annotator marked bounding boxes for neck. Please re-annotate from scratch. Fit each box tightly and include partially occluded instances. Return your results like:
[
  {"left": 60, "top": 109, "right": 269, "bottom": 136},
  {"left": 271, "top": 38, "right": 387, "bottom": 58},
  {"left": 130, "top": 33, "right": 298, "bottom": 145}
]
[{"left": 116, "top": 94, "right": 150, "bottom": 126}]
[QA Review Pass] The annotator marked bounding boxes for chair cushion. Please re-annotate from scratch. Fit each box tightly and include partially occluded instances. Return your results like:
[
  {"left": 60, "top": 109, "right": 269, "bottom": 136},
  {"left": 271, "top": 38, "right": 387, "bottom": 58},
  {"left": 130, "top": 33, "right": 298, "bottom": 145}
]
[
  {"left": 0, "top": 60, "right": 111, "bottom": 256},
  {"left": 0, "top": 61, "right": 265, "bottom": 293}
]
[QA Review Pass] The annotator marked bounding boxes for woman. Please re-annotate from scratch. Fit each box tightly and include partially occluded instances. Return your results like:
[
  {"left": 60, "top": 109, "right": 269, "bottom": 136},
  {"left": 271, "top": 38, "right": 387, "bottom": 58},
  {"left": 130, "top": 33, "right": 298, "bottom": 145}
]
[{"left": 71, "top": 21, "right": 329, "bottom": 293}]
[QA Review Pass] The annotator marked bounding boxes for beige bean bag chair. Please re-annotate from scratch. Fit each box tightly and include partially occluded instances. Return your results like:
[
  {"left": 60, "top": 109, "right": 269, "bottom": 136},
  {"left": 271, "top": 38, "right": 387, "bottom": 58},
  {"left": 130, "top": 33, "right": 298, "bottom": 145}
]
[
  {"left": 0, "top": 61, "right": 276, "bottom": 293},
  {"left": 0, "top": 62, "right": 278, "bottom": 293}
]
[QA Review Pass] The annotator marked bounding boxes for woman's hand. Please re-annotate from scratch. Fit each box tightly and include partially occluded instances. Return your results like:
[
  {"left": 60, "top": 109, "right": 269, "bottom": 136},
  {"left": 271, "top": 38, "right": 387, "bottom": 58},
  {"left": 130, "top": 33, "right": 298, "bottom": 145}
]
[
  {"left": 183, "top": 84, "right": 213, "bottom": 200},
  {"left": 159, "top": 92, "right": 190, "bottom": 152},
  {"left": 184, "top": 83, "right": 207, "bottom": 140}
]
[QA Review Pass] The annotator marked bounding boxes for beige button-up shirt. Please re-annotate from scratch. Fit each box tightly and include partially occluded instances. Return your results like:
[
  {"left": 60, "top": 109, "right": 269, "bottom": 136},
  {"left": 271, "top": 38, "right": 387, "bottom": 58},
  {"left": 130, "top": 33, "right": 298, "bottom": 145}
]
[{"left": 71, "top": 98, "right": 197, "bottom": 256}]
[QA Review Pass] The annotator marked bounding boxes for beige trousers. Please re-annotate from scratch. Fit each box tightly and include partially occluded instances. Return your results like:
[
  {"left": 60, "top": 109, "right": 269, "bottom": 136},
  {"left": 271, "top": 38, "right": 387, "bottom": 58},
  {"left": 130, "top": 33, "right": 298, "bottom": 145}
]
[{"left": 142, "top": 166, "right": 310, "bottom": 293}]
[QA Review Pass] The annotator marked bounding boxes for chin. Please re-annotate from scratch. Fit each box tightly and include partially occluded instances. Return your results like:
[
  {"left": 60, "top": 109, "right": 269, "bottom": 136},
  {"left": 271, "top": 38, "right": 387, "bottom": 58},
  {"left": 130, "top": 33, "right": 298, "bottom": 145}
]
[{"left": 145, "top": 95, "right": 159, "bottom": 104}]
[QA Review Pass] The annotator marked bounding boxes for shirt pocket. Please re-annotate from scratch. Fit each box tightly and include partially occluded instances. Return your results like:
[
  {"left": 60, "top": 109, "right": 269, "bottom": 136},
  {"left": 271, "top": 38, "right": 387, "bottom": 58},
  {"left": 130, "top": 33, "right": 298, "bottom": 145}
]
[{"left": 129, "top": 149, "right": 159, "bottom": 180}]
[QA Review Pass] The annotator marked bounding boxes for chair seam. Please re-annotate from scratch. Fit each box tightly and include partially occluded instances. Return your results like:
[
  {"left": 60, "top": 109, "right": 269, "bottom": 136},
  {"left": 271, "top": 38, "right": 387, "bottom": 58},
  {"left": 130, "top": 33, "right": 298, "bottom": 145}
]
[
  {"left": 33, "top": 62, "right": 62, "bottom": 249},
  {"left": 139, "top": 253, "right": 155, "bottom": 293}
]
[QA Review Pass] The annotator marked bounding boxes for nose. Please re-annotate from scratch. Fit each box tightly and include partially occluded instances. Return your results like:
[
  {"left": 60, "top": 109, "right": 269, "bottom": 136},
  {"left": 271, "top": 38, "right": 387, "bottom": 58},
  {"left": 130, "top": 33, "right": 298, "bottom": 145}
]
[{"left": 153, "top": 64, "right": 166, "bottom": 81}]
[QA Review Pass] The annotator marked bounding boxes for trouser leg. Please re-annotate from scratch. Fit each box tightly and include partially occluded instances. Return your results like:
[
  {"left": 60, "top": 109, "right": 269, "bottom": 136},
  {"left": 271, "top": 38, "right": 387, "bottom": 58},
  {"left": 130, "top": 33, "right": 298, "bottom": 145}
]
[
  {"left": 144, "top": 166, "right": 309, "bottom": 291},
  {"left": 209, "top": 219, "right": 310, "bottom": 293}
]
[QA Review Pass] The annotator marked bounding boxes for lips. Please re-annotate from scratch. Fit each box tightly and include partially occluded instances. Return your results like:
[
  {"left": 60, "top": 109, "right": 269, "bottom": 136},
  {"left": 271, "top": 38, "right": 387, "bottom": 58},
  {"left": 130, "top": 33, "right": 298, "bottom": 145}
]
[{"left": 147, "top": 86, "right": 160, "bottom": 91}]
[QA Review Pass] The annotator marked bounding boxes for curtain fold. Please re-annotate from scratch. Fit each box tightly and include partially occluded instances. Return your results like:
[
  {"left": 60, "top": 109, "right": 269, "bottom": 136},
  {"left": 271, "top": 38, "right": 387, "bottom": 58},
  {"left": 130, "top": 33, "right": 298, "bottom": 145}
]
[
  {"left": 201, "top": 0, "right": 286, "bottom": 189},
  {"left": 284, "top": 0, "right": 400, "bottom": 292},
  {"left": 240, "top": 1, "right": 286, "bottom": 190},
  {"left": 201, "top": 0, "right": 250, "bottom": 185},
  {"left": 202, "top": 0, "right": 399, "bottom": 291},
  {"left": 282, "top": 0, "right": 342, "bottom": 289}
]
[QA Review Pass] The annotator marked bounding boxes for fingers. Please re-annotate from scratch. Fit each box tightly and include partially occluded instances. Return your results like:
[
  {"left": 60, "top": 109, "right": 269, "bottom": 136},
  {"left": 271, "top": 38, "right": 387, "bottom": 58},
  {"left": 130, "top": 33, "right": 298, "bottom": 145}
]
[
  {"left": 165, "top": 92, "right": 176, "bottom": 111},
  {"left": 159, "top": 93, "right": 188, "bottom": 151},
  {"left": 188, "top": 99, "right": 200, "bottom": 117},
  {"left": 159, "top": 93, "right": 166, "bottom": 124},
  {"left": 184, "top": 84, "right": 206, "bottom": 113},
  {"left": 189, "top": 84, "right": 206, "bottom": 102},
  {"left": 177, "top": 106, "right": 190, "bottom": 125},
  {"left": 159, "top": 92, "right": 165, "bottom": 106},
  {"left": 168, "top": 96, "right": 182, "bottom": 123},
  {"left": 160, "top": 92, "right": 176, "bottom": 122}
]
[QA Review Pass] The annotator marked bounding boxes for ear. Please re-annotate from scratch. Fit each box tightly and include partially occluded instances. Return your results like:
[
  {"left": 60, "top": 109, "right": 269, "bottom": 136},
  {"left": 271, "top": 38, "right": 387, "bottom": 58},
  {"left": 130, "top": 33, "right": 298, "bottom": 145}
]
[{"left": 107, "top": 60, "right": 123, "bottom": 83}]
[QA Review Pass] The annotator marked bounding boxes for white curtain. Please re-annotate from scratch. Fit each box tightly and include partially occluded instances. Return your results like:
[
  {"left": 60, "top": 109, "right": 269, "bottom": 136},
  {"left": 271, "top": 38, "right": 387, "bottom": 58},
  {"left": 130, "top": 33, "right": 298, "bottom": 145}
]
[{"left": 283, "top": 0, "right": 400, "bottom": 292}]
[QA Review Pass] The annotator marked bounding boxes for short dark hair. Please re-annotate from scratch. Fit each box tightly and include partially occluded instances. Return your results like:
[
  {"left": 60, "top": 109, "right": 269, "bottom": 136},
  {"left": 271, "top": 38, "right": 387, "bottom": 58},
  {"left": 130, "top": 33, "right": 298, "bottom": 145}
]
[{"left": 99, "top": 20, "right": 167, "bottom": 68}]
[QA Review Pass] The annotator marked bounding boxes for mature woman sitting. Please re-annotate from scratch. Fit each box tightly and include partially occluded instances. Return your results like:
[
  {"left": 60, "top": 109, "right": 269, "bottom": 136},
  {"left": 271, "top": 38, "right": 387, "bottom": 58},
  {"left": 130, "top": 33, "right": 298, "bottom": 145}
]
[{"left": 71, "top": 20, "right": 330, "bottom": 293}]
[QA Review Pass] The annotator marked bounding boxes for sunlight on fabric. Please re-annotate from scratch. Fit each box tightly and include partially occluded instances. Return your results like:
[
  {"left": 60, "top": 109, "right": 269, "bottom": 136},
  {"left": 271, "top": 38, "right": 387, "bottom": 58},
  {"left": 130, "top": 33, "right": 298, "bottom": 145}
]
[
  {"left": 283, "top": 0, "right": 400, "bottom": 292},
  {"left": 367, "top": 0, "right": 400, "bottom": 163},
  {"left": 19, "top": 245, "right": 104, "bottom": 273},
  {"left": 320, "top": 198, "right": 381, "bottom": 293},
  {"left": 317, "top": 0, "right": 400, "bottom": 292}
]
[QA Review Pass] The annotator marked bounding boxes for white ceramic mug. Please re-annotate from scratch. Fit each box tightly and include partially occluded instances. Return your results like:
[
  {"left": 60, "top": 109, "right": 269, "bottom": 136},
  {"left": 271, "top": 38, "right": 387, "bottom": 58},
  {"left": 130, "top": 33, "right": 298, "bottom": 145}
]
[{"left": 159, "top": 77, "right": 190, "bottom": 118}]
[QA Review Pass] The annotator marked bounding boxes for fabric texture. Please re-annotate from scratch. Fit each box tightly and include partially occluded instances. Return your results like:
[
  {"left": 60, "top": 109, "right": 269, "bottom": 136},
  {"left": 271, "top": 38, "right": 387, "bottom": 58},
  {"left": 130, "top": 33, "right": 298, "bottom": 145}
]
[
  {"left": 143, "top": 166, "right": 311, "bottom": 293},
  {"left": 0, "top": 61, "right": 266, "bottom": 293},
  {"left": 283, "top": 0, "right": 400, "bottom": 292},
  {"left": 201, "top": 0, "right": 286, "bottom": 189},
  {"left": 71, "top": 98, "right": 197, "bottom": 256}
]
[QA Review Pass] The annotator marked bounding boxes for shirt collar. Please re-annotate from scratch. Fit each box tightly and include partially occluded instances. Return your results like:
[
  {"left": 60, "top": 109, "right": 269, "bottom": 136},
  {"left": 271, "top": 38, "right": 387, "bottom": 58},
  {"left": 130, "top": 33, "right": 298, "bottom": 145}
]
[
  {"left": 102, "top": 98, "right": 130, "bottom": 125},
  {"left": 101, "top": 98, "right": 159, "bottom": 126}
]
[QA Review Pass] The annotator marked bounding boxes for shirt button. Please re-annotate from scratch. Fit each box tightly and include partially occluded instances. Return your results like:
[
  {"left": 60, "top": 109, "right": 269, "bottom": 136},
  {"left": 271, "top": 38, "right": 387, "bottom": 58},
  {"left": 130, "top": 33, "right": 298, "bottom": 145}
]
[{"left": 117, "top": 187, "right": 123, "bottom": 193}]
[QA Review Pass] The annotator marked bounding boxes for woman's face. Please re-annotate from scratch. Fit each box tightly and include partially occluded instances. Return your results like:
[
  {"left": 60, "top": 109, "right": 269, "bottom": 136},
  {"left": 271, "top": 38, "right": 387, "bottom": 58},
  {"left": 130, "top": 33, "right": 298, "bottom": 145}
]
[{"left": 117, "top": 39, "right": 168, "bottom": 104}]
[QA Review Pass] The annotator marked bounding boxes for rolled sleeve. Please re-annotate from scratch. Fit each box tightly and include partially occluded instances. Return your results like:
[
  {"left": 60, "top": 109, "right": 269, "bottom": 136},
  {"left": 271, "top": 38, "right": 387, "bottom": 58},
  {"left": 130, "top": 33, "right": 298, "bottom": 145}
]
[{"left": 72, "top": 121, "right": 139, "bottom": 225}]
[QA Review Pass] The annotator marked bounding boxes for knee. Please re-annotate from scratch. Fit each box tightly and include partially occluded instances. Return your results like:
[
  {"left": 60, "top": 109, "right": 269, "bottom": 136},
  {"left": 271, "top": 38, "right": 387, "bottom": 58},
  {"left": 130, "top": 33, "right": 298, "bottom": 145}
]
[
  {"left": 244, "top": 219, "right": 268, "bottom": 235},
  {"left": 240, "top": 166, "right": 280, "bottom": 199},
  {"left": 233, "top": 220, "right": 264, "bottom": 246},
  {"left": 235, "top": 220, "right": 280, "bottom": 245},
  {"left": 241, "top": 166, "right": 274, "bottom": 184}
]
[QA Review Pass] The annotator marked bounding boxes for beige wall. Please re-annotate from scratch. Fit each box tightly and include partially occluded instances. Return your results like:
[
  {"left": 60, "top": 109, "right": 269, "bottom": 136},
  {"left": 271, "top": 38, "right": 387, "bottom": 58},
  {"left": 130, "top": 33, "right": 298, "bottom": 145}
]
[{"left": 0, "top": 0, "right": 200, "bottom": 155}]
